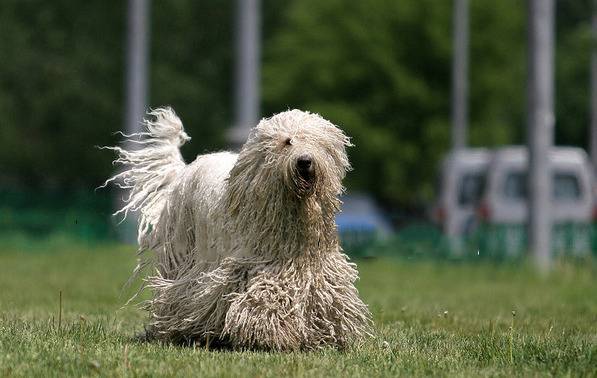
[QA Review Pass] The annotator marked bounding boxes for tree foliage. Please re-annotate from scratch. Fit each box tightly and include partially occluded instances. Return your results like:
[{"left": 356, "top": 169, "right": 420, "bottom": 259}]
[
  {"left": 0, "top": 0, "right": 593, "bottom": 210},
  {"left": 0, "top": 1, "right": 125, "bottom": 187},
  {"left": 0, "top": 0, "right": 235, "bottom": 189},
  {"left": 263, "top": 0, "right": 530, "bottom": 208}
]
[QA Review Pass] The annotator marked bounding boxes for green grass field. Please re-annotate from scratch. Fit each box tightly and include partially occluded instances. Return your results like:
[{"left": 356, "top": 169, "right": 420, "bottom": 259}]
[{"left": 0, "top": 241, "right": 595, "bottom": 377}]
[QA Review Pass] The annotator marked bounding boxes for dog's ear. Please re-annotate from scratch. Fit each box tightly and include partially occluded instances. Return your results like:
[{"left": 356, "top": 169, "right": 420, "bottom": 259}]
[
  {"left": 319, "top": 118, "right": 353, "bottom": 176},
  {"left": 225, "top": 139, "right": 267, "bottom": 216}
]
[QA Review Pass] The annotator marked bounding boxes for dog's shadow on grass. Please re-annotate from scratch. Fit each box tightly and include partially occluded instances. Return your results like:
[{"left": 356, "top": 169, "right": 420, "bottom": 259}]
[
  {"left": 129, "top": 329, "right": 239, "bottom": 352},
  {"left": 127, "top": 329, "right": 337, "bottom": 353}
]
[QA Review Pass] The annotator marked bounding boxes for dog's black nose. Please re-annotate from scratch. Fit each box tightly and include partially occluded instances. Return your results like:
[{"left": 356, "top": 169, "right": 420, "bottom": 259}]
[{"left": 297, "top": 155, "right": 313, "bottom": 172}]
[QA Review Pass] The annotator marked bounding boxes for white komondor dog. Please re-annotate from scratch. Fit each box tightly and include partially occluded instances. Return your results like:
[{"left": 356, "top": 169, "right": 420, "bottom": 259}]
[{"left": 104, "top": 108, "right": 372, "bottom": 350}]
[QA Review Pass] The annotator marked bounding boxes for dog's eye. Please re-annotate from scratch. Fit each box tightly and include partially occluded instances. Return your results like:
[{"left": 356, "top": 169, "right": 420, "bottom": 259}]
[{"left": 284, "top": 137, "right": 293, "bottom": 146}]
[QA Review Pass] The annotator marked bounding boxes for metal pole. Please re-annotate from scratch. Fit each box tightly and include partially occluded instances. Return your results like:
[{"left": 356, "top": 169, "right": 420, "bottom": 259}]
[
  {"left": 527, "top": 0, "right": 555, "bottom": 273},
  {"left": 120, "top": 0, "right": 150, "bottom": 243},
  {"left": 229, "top": 0, "right": 261, "bottom": 148},
  {"left": 126, "top": 0, "right": 150, "bottom": 138},
  {"left": 590, "top": 0, "right": 597, "bottom": 171},
  {"left": 451, "top": 0, "right": 469, "bottom": 150}
]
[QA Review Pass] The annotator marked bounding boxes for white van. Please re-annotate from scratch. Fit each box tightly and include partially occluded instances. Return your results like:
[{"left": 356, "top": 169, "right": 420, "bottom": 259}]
[
  {"left": 477, "top": 146, "right": 594, "bottom": 256},
  {"left": 432, "top": 148, "right": 491, "bottom": 237}
]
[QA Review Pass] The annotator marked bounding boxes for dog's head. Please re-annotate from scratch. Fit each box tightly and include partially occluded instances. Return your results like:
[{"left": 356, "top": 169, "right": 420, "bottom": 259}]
[{"left": 231, "top": 110, "right": 352, "bottom": 203}]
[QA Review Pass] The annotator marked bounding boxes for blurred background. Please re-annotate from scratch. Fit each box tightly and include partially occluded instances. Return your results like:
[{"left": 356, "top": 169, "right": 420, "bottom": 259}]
[{"left": 1, "top": 0, "right": 596, "bottom": 265}]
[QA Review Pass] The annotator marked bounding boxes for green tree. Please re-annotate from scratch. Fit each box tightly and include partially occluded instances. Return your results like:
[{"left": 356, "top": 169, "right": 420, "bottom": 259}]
[
  {"left": 0, "top": 1, "right": 238, "bottom": 189},
  {"left": 0, "top": 0, "right": 593, "bottom": 213},
  {"left": 0, "top": 1, "right": 125, "bottom": 188},
  {"left": 555, "top": 0, "right": 591, "bottom": 147},
  {"left": 264, "top": 0, "right": 451, "bottom": 208},
  {"left": 263, "top": 0, "right": 530, "bottom": 209},
  {"left": 151, "top": 1, "right": 234, "bottom": 161}
]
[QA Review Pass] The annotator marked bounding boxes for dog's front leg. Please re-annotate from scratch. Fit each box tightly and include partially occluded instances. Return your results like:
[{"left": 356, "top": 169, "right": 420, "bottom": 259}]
[{"left": 223, "top": 277, "right": 307, "bottom": 351}]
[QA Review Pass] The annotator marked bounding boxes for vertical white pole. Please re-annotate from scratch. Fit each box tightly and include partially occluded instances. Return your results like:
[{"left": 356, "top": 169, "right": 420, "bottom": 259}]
[
  {"left": 590, "top": 0, "right": 597, "bottom": 171},
  {"left": 451, "top": 0, "right": 469, "bottom": 151},
  {"left": 126, "top": 0, "right": 150, "bottom": 139},
  {"left": 230, "top": 0, "right": 261, "bottom": 148},
  {"left": 527, "top": 0, "right": 555, "bottom": 273},
  {"left": 121, "top": 0, "right": 150, "bottom": 243}
]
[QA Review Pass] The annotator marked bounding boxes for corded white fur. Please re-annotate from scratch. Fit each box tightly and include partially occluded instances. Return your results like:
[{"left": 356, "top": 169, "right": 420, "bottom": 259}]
[{"left": 104, "top": 107, "right": 373, "bottom": 350}]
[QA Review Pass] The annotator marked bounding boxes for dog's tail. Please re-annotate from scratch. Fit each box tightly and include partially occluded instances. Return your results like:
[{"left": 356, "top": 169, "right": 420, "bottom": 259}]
[{"left": 100, "top": 107, "right": 190, "bottom": 242}]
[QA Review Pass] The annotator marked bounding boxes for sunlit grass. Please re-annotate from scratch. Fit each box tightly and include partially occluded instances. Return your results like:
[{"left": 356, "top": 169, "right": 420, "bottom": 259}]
[{"left": 0, "top": 241, "right": 595, "bottom": 376}]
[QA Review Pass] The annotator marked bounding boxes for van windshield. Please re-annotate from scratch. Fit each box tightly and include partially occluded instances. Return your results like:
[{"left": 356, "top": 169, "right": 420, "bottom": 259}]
[
  {"left": 458, "top": 172, "right": 486, "bottom": 205},
  {"left": 553, "top": 172, "right": 581, "bottom": 200},
  {"left": 502, "top": 171, "right": 582, "bottom": 201},
  {"left": 503, "top": 171, "right": 527, "bottom": 200}
]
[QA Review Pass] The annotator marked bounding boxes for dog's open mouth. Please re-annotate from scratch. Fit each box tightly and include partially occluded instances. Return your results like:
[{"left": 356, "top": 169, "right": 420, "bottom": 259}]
[
  {"left": 295, "top": 170, "right": 316, "bottom": 195},
  {"left": 299, "top": 174, "right": 314, "bottom": 189}
]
